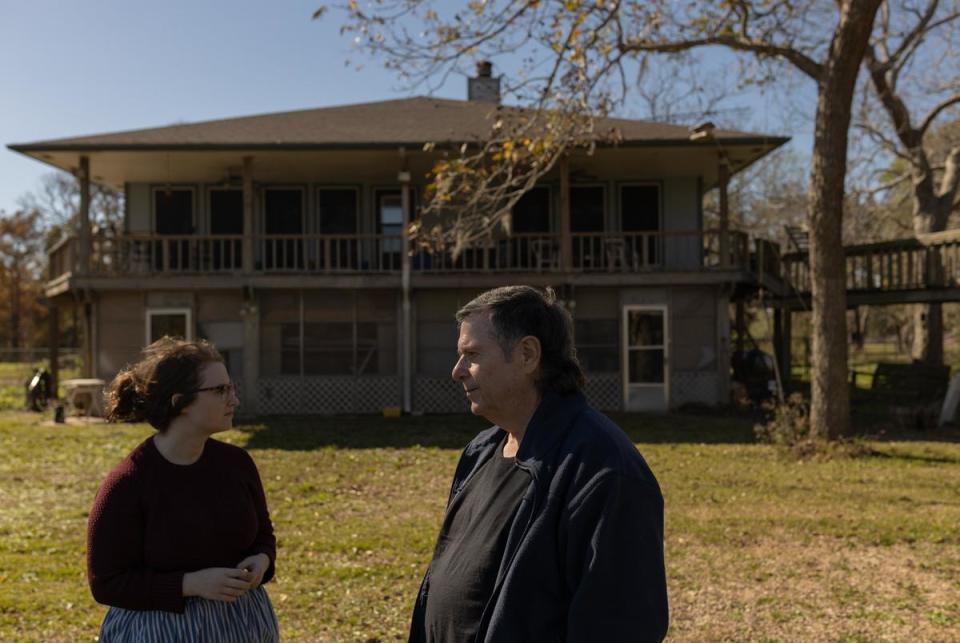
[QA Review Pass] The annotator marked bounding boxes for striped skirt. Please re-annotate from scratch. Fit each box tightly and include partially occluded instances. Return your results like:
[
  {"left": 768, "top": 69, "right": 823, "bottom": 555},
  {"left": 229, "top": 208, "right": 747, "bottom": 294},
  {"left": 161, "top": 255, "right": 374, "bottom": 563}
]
[{"left": 98, "top": 585, "right": 278, "bottom": 642}]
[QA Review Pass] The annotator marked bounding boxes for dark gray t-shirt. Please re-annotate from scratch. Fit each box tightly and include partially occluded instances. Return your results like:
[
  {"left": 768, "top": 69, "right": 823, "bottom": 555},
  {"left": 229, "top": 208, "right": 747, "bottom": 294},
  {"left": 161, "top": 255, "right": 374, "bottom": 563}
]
[{"left": 424, "top": 438, "right": 531, "bottom": 643}]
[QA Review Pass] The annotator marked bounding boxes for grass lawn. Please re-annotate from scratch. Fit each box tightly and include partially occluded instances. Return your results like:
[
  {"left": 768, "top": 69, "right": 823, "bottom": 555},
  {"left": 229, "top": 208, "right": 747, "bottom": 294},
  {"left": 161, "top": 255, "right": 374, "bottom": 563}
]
[
  {"left": 0, "top": 362, "right": 81, "bottom": 411},
  {"left": 1, "top": 410, "right": 958, "bottom": 642}
]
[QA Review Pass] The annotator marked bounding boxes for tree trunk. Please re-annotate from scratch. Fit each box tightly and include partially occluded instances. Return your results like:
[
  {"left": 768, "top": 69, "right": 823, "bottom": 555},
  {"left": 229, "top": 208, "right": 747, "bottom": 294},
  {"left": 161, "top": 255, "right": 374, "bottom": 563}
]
[
  {"left": 10, "top": 270, "right": 20, "bottom": 350},
  {"left": 910, "top": 204, "right": 950, "bottom": 366},
  {"left": 808, "top": 0, "right": 883, "bottom": 440},
  {"left": 912, "top": 303, "right": 943, "bottom": 364}
]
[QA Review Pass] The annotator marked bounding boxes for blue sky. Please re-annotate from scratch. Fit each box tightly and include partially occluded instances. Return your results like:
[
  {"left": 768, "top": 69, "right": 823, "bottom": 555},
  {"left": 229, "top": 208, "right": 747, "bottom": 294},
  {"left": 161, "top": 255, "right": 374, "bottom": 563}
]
[{"left": 0, "top": 0, "right": 812, "bottom": 214}]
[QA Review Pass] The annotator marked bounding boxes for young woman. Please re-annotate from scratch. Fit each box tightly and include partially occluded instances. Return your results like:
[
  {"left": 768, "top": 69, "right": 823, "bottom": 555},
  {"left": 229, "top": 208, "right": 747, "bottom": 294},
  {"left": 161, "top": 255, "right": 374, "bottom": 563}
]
[{"left": 87, "top": 337, "right": 278, "bottom": 642}]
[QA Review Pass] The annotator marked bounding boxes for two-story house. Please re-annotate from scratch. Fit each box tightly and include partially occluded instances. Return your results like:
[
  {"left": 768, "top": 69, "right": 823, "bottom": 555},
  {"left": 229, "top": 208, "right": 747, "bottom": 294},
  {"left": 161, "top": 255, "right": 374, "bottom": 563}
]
[{"left": 12, "top": 72, "right": 787, "bottom": 415}]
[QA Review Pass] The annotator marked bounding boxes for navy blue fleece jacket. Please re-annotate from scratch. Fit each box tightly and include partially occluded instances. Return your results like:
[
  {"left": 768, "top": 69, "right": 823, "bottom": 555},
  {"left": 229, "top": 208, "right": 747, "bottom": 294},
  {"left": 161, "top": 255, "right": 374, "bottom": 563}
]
[{"left": 409, "top": 391, "right": 668, "bottom": 642}]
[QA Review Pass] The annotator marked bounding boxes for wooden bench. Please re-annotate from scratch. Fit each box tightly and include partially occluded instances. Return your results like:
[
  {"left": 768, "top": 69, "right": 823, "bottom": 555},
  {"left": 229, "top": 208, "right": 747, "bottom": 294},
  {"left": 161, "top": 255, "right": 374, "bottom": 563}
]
[{"left": 852, "top": 362, "right": 950, "bottom": 406}]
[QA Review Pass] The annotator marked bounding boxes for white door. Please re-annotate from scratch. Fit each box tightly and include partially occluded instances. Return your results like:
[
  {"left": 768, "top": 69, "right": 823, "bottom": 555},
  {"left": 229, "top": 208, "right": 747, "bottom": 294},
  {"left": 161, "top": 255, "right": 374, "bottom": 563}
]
[{"left": 622, "top": 305, "right": 669, "bottom": 412}]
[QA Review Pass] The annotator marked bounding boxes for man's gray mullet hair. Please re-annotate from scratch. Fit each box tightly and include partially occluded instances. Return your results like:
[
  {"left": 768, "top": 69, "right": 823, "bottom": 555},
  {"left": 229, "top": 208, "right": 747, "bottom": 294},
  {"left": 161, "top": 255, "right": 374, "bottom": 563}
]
[{"left": 455, "top": 286, "right": 585, "bottom": 396}]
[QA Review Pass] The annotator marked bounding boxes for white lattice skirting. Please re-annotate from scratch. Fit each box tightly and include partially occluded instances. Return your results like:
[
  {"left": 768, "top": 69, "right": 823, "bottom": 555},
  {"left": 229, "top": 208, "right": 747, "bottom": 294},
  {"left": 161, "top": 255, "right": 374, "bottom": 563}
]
[
  {"left": 258, "top": 376, "right": 400, "bottom": 414},
  {"left": 671, "top": 371, "right": 719, "bottom": 406},
  {"left": 256, "top": 373, "right": 627, "bottom": 415}
]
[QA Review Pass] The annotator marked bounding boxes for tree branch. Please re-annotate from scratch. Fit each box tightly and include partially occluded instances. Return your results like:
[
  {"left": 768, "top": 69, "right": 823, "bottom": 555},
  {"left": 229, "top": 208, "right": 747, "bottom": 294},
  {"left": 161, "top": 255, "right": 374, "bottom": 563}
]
[
  {"left": 619, "top": 35, "right": 823, "bottom": 80},
  {"left": 884, "top": 0, "right": 939, "bottom": 71},
  {"left": 919, "top": 92, "right": 960, "bottom": 135},
  {"left": 938, "top": 146, "right": 960, "bottom": 210}
]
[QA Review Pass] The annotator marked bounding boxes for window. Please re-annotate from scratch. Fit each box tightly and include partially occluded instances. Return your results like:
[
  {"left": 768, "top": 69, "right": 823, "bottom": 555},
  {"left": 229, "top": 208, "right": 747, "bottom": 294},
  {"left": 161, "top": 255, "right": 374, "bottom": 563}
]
[
  {"left": 264, "top": 188, "right": 304, "bottom": 269},
  {"left": 620, "top": 185, "right": 661, "bottom": 266},
  {"left": 146, "top": 308, "right": 192, "bottom": 344},
  {"left": 264, "top": 189, "right": 303, "bottom": 234},
  {"left": 620, "top": 185, "right": 660, "bottom": 232},
  {"left": 317, "top": 189, "right": 358, "bottom": 234},
  {"left": 210, "top": 190, "right": 243, "bottom": 234},
  {"left": 280, "top": 321, "right": 390, "bottom": 375},
  {"left": 209, "top": 189, "right": 243, "bottom": 270},
  {"left": 317, "top": 188, "right": 359, "bottom": 269},
  {"left": 153, "top": 188, "right": 194, "bottom": 271},
  {"left": 154, "top": 189, "right": 194, "bottom": 234},
  {"left": 375, "top": 190, "right": 405, "bottom": 267},
  {"left": 512, "top": 187, "right": 550, "bottom": 232},
  {"left": 574, "top": 318, "right": 619, "bottom": 373},
  {"left": 570, "top": 186, "right": 604, "bottom": 232},
  {"left": 571, "top": 186, "right": 605, "bottom": 269}
]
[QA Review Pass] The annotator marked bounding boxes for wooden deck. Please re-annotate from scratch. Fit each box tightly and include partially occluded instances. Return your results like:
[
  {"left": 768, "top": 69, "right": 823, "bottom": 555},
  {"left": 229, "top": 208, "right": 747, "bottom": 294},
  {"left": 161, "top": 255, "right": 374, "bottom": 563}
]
[
  {"left": 47, "top": 229, "right": 763, "bottom": 284},
  {"left": 779, "top": 229, "right": 960, "bottom": 308}
]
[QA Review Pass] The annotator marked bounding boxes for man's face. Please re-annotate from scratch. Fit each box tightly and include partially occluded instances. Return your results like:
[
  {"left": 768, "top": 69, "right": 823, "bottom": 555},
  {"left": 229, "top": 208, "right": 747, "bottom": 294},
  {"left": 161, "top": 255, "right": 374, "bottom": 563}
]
[{"left": 452, "top": 312, "right": 531, "bottom": 422}]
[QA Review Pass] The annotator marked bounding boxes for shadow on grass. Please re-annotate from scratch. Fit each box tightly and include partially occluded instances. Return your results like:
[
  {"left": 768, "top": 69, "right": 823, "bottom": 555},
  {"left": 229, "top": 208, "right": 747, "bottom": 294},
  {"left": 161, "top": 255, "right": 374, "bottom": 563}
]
[
  {"left": 235, "top": 408, "right": 759, "bottom": 451},
  {"left": 867, "top": 449, "right": 960, "bottom": 464}
]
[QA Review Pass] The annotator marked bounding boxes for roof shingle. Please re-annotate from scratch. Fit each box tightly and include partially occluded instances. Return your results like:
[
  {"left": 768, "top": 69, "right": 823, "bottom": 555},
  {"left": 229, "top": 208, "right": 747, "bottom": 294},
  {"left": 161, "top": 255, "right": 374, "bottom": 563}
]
[{"left": 10, "top": 97, "right": 783, "bottom": 150}]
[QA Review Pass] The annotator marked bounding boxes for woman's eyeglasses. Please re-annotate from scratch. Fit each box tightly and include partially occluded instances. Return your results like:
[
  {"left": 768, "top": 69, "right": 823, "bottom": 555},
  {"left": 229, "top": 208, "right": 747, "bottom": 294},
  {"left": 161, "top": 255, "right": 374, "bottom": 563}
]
[{"left": 191, "top": 382, "right": 235, "bottom": 400}]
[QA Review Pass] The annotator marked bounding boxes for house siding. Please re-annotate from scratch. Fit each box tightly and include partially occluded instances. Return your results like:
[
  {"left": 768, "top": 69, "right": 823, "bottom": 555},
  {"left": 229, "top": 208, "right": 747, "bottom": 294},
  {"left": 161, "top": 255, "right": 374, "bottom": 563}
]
[
  {"left": 663, "top": 177, "right": 702, "bottom": 271},
  {"left": 95, "top": 292, "right": 145, "bottom": 379},
  {"left": 127, "top": 184, "right": 151, "bottom": 233}
]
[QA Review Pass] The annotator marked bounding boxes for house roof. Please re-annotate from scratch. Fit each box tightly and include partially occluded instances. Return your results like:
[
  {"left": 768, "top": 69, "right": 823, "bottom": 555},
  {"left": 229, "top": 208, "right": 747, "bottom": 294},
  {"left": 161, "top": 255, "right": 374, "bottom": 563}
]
[{"left": 8, "top": 96, "right": 786, "bottom": 151}]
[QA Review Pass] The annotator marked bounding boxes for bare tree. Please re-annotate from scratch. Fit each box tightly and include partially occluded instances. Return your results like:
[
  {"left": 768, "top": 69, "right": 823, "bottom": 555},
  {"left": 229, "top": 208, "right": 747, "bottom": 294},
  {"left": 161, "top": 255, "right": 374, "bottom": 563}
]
[
  {"left": 17, "top": 172, "right": 123, "bottom": 247},
  {"left": 327, "top": 0, "right": 884, "bottom": 438},
  {"left": 704, "top": 147, "right": 809, "bottom": 241},
  {"left": 0, "top": 210, "right": 46, "bottom": 349},
  {"left": 854, "top": 1, "right": 960, "bottom": 365}
]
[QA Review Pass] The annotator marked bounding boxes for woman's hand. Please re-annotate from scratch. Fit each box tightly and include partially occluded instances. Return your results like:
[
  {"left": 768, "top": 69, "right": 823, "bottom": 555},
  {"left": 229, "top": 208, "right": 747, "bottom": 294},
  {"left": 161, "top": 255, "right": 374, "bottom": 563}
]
[
  {"left": 235, "top": 553, "right": 270, "bottom": 588},
  {"left": 182, "top": 567, "right": 253, "bottom": 602}
]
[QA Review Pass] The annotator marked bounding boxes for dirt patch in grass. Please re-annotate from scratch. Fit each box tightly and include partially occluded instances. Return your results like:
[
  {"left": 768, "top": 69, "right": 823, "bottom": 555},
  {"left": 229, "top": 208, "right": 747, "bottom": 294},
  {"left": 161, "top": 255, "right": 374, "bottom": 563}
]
[{"left": 668, "top": 536, "right": 959, "bottom": 641}]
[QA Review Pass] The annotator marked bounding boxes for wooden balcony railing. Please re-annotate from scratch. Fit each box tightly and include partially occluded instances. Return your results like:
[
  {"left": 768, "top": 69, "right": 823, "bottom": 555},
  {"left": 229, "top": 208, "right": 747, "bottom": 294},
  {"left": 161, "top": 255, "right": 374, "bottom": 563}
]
[
  {"left": 781, "top": 231, "right": 960, "bottom": 294},
  {"left": 85, "top": 235, "right": 245, "bottom": 275},
  {"left": 47, "top": 229, "right": 771, "bottom": 281},
  {"left": 414, "top": 233, "right": 562, "bottom": 272},
  {"left": 257, "top": 234, "right": 402, "bottom": 273},
  {"left": 48, "top": 236, "right": 77, "bottom": 281}
]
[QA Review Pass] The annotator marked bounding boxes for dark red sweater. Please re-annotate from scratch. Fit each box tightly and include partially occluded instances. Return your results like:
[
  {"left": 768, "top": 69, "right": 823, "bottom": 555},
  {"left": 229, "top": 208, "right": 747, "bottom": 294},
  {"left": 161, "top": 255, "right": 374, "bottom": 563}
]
[{"left": 86, "top": 437, "right": 276, "bottom": 613}]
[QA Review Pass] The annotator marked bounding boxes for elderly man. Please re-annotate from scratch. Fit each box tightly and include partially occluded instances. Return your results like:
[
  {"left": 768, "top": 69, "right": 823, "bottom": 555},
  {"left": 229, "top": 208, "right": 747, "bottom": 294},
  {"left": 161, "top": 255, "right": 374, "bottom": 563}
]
[{"left": 409, "top": 286, "right": 668, "bottom": 642}]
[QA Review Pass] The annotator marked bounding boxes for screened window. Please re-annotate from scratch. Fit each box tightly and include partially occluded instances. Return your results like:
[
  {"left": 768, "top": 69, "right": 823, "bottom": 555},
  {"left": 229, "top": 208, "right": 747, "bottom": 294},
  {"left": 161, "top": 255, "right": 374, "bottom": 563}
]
[{"left": 280, "top": 321, "right": 387, "bottom": 375}]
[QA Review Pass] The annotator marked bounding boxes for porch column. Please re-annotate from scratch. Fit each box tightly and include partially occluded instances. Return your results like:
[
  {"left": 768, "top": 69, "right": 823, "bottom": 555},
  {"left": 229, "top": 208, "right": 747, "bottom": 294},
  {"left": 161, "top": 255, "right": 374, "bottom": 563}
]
[
  {"left": 734, "top": 298, "right": 746, "bottom": 354},
  {"left": 399, "top": 156, "right": 413, "bottom": 413},
  {"left": 716, "top": 290, "right": 731, "bottom": 405},
  {"left": 559, "top": 155, "right": 572, "bottom": 271},
  {"left": 48, "top": 301, "right": 59, "bottom": 398},
  {"left": 77, "top": 156, "right": 91, "bottom": 274},
  {"left": 718, "top": 154, "right": 730, "bottom": 268},
  {"left": 242, "top": 156, "right": 255, "bottom": 274},
  {"left": 241, "top": 293, "right": 260, "bottom": 415},
  {"left": 781, "top": 308, "right": 792, "bottom": 393},
  {"left": 772, "top": 306, "right": 787, "bottom": 401},
  {"left": 79, "top": 294, "right": 94, "bottom": 378}
]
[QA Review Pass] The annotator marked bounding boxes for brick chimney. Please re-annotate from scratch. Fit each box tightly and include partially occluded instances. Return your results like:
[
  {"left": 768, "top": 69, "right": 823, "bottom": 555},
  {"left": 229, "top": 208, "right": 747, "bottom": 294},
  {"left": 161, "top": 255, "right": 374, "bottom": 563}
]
[{"left": 468, "top": 60, "right": 501, "bottom": 104}]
